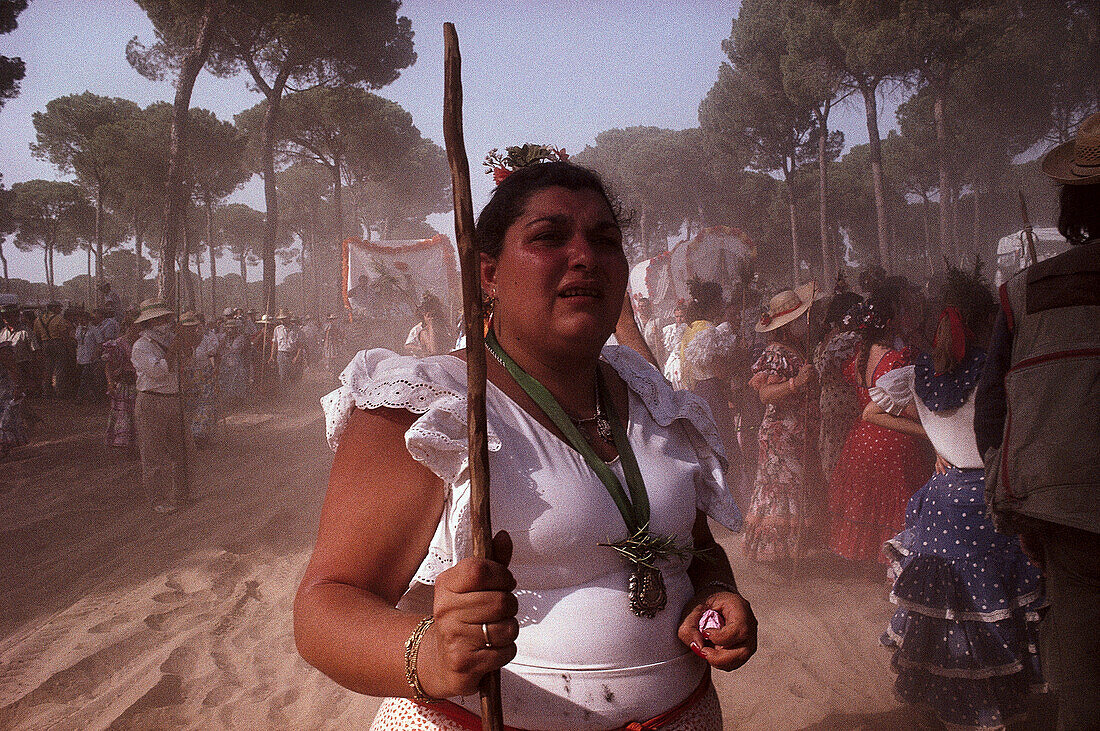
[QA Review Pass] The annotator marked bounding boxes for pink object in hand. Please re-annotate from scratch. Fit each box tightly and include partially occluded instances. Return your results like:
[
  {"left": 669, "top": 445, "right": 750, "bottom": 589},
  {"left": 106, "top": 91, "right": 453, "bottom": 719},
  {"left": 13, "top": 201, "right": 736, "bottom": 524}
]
[{"left": 699, "top": 609, "right": 724, "bottom": 634}]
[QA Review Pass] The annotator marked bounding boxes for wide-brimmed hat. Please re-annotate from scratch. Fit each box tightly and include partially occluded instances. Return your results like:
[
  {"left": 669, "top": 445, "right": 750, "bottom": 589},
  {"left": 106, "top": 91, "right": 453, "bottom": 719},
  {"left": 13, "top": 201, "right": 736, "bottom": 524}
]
[
  {"left": 258, "top": 314, "right": 277, "bottom": 325},
  {"left": 756, "top": 281, "right": 816, "bottom": 333},
  {"left": 134, "top": 298, "right": 175, "bottom": 325},
  {"left": 1042, "top": 111, "right": 1100, "bottom": 185},
  {"left": 178, "top": 310, "right": 202, "bottom": 327},
  {"left": 276, "top": 308, "right": 291, "bottom": 320}
]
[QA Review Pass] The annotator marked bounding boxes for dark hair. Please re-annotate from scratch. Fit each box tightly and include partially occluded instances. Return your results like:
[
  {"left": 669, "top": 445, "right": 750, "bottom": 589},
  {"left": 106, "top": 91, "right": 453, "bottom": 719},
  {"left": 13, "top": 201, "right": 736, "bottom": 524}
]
[
  {"left": 685, "top": 278, "right": 723, "bottom": 323},
  {"left": 474, "top": 161, "right": 621, "bottom": 258},
  {"left": 824, "top": 292, "right": 863, "bottom": 331},
  {"left": 932, "top": 262, "right": 997, "bottom": 372},
  {"left": 854, "top": 294, "right": 897, "bottom": 387},
  {"left": 1057, "top": 182, "right": 1100, "bottom": 245}
]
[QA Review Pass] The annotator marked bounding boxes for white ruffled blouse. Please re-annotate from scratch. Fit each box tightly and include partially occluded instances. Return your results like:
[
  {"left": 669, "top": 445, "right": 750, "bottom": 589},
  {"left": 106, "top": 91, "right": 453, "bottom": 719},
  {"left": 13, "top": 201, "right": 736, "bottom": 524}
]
[
  {"left": 321, "top": 344, "right": 741, "bottom": 729},
  {"left": 869, "top": 365, "right": 984, "bottom": 470}
]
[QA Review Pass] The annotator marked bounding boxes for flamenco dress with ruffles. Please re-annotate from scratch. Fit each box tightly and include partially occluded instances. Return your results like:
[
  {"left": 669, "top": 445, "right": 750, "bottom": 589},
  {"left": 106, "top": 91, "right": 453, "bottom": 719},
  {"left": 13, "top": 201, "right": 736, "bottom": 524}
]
[
  {"left": 872, "top": 349, "right": 1046, "bottom": 730},
  {"left": 827, "top": 348, "right": 932, "bottom": 562}
]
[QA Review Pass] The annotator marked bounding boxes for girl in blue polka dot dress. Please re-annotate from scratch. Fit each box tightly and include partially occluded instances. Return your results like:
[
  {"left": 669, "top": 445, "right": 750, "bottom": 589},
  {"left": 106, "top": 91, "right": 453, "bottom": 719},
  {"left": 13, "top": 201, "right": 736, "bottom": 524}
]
[{"left": 864, "top": 267, "right": 1046, "bottom": 730}]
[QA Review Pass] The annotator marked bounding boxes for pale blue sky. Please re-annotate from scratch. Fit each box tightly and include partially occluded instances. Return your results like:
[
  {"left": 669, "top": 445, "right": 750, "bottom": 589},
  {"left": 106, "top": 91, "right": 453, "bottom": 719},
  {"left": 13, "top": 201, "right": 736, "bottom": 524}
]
[{"left": 0, "top": 0, "right": 900, "bottom": 284}]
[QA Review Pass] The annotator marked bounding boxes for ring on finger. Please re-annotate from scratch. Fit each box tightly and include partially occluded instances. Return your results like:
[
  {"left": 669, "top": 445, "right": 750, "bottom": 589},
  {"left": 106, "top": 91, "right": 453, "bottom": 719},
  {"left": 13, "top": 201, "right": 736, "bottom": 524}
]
[{"left": 481, "top": 622, "right": 493, "bottom": 648}]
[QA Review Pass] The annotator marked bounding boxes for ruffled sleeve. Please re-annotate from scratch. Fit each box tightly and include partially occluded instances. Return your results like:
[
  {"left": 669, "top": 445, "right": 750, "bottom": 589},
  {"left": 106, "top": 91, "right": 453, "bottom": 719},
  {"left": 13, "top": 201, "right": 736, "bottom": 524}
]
[
  {"left": 751, "top": 343, "right": 795, "bottom": 379},
  {"left": 321, "top": 349, "right": 505, "bottom": 592},
  {"left": 602, "top": 344, "right": 742, "bottom": 532},
  {"left": 321, "top": 348, "right": 502, "bottom": 484},
  {"left": 869, "top": 364, "right": 915, "bottom": 416},
  {"left": 682, "top": 322, "right": 736, "bottom": 370}
]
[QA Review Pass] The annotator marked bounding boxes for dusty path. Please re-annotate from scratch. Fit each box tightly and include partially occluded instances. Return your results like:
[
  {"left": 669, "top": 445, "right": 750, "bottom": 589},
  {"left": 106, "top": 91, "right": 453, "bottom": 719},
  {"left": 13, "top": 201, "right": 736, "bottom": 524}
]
[{"left": 0, "top": 370, "right": 1045, "bottom": 729}]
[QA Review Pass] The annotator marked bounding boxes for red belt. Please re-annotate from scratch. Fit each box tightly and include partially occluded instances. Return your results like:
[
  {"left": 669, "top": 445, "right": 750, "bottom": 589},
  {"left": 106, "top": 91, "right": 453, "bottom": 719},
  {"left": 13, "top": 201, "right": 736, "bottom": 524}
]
[{"left": 415, "top": 667, "right": 711, "bottom": 731}]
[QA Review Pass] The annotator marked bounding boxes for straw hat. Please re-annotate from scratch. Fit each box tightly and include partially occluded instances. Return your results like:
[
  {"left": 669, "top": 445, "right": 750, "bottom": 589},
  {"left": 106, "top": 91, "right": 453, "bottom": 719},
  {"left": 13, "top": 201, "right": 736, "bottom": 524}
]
[
  {"left": 276, "top": 308, "right": 292, "bottom": 320},
  {"left": 258, "top": 314, "right": 277, "bottom": 325},
  {"left": 134, "top": 298, "right": 175, "bottom": 325},
  {"left": 1042, "top": 111, "right": 1100, "bottom": 186},
  {"left": 178, "top": 310, "right": 202, "bottom": 327},
  {"left": 755, "top": 281, "right": 816, "bottom": 333}
]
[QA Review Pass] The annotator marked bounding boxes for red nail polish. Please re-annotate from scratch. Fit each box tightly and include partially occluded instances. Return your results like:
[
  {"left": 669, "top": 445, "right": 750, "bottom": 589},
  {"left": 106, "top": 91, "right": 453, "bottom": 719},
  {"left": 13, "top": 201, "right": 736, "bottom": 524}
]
[{"left": 690, "top": 642, "right": 705, "bottom": 658}]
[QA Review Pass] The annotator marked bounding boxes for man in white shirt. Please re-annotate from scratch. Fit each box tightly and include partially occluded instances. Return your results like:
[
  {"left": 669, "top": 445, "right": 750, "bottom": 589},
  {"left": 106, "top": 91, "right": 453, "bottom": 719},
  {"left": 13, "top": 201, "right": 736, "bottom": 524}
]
[
  {"left": 130, "top": 298, "right": 189, "bottom": 514},
  {"left": 74, "top": 310, "right": 105, "bottom": 404},
  {"left": 269, "top": 312, "right": 302, "bottom": 384}
]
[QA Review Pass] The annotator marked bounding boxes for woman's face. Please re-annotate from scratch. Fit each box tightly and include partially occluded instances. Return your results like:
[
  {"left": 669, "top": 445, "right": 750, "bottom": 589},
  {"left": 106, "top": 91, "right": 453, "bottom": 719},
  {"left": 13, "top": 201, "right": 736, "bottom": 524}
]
[{"left": 481, "top": 185, "right": 627, "bottom": 358}]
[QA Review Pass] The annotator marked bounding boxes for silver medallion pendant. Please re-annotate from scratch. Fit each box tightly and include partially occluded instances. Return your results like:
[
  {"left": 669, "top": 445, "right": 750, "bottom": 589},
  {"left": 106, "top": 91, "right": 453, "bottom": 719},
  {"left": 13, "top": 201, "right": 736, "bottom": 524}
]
[
  {"left": 628, "top": 564, "right": 667, "bottom": 618},
  {"left": 595, "top": 413, "right": 614, "bottom": 444}
]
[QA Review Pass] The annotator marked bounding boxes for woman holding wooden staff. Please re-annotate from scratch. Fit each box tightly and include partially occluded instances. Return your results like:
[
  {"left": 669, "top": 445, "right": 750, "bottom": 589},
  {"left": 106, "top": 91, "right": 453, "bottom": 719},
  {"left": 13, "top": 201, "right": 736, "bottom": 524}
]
[{"left": 295, "top": 160, "right": 756, "bottom": 730}]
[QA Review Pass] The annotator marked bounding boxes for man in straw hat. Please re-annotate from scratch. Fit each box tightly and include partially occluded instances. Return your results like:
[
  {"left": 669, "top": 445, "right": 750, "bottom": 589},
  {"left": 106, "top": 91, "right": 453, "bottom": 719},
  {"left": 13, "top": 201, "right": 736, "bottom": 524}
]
[
  {"left": 130, "top": 298, "right": 189, "bottom": 514},
  {"left": 976, "top": 110, "right": 1100, "bottom": 729},
  {"left": 269, "top": 309, "right": 301, "bottom": 385}
]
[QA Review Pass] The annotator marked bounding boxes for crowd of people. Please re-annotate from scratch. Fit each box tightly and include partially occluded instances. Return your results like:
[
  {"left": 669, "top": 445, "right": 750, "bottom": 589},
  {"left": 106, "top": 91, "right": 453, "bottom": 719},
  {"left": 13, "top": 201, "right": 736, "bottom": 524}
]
[{"left": 0, "top": 292, "right": 350, "bottom": 468}]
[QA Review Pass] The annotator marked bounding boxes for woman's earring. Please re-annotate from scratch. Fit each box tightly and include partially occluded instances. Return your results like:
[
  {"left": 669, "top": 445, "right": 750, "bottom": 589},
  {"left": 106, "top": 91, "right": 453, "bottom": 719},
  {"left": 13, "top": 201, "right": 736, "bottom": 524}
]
[{"left": 483, "top": 296, "right": 496, "bottom": 334}]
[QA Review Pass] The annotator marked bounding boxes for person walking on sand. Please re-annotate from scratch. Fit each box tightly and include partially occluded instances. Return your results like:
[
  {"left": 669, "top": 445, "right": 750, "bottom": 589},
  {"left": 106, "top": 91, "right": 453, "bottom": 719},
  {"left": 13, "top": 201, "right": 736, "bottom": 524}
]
[
  {"left": 976, "top": 111, "right": 1100, "bottom": 730},
  {"left": 131, "top": 299, "right": 189, "bottom": 514}
]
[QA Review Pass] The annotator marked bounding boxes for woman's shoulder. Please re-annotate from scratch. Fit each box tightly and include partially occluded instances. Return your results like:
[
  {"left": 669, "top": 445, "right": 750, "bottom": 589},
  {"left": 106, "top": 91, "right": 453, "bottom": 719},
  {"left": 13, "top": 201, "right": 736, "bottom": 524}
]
[
  {"left": 880, "top": 346, "right": 914, "bottom": 372},
  {"left": 601, "top": 343, "right": 727, "bottom": 466},
  {"left": 321, "top": 349, "right": 468, "bottom": 447}
]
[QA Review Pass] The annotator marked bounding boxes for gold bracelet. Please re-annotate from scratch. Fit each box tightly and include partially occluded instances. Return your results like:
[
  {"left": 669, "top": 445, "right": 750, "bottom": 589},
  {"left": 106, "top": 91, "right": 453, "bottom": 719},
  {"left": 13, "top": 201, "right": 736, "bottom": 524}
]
[{"left": 404, "top": 615, "right": 443, "bottom": 703}]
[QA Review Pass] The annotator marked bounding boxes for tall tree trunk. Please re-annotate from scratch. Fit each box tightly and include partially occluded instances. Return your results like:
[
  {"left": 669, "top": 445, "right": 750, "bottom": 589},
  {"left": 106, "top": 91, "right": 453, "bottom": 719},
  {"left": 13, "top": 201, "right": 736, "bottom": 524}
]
[
  {"left": 86, "top": 246, "right": 93, "bottom": 305},
  {"left": 48, "top": 244, "right": 55, "bottom": 295},
  {"left": 206, "top": 200, "right": 217, "bottom": 317},
  {"left": 859, "top": 80, "right": 891, "bottom": 270},
  {"left": 159, "top": 0, "right": 219, "bottom": 309},
  {"left": 971, "top": 183, "right": 981, "bottom": 254},
  {"left": 260, "top": 98, "right": 281, "bottom": 320},
  {"left": 0, "top": 239, "right": 8, "bottom": 288},
  {"left": 816, "top": 109, "right": 831, "bottom": 283},
  {"left": 94, "top": 180, "right": 103, "bottom": 305},
  {"left": 950, "top": 184, "right": 962, "bottom": 264},
  {"left": 239, "top": 253, "right": 248, "bottom": 309},
  {"left": 933, "top": 87, "right": 954, "bottom": 263},
  {"left": 332, "top": 157, "right": 344, "bottom": 245},
  {"left": 299, "top": 243, "right": 307, "bottom": 319},
  {"left": 921, "top": 195, "right": 934, "bottom": 275},
  {"left": 133, "top": 214, "right": 143, "bottom": 302},
  {"left": 181, "top": 210, "right": 196, "bottom": 310},
  {"left": 785, "top": 165, "right": 801, "bottom": 286},
  {"left": 193, "top": 250, "right": 204, "bottom": 314}
]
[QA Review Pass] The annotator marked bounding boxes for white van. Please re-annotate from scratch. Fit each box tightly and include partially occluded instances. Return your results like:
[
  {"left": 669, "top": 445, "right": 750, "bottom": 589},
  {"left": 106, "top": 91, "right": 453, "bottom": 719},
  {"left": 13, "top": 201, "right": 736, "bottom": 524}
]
[{"left": 994, "top": 227, "right": 1071, "bottom": 287}]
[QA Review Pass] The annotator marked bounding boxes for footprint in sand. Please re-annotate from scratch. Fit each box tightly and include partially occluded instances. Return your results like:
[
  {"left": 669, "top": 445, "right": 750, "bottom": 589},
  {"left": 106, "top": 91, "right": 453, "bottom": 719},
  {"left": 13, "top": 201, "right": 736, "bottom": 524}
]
[
  {"left": 143, "top": 605, "right": 191, "bottom": 633},
  {"left": 88, "top": 613, "right": 131, "bottom": 634}
]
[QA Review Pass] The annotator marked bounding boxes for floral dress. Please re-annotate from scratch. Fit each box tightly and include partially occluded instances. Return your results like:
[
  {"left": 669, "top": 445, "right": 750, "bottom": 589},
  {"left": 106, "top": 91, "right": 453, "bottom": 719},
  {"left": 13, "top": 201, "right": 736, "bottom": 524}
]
[
  {"left": 813, "top": 330, "right": 861, "bottom": 483},
  {"left": 101, "top": 338, "right": 136, "bottom": 449},
  {"left": 827, "top": 348, "right": 932, "bottom": 563},
  {"left": 744, "top": 342, "right": 818, "bottom": 561}
]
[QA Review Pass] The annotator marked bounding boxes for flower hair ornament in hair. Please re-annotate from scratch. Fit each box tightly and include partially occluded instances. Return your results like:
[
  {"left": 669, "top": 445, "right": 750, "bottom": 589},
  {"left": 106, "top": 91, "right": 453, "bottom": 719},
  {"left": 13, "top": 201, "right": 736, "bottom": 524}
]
[
  {"left": 841, "top": 299, "right": 888, "bottom": 332},
  {"left": 484, "top": 143, "right": 570, "bottom": 185}
]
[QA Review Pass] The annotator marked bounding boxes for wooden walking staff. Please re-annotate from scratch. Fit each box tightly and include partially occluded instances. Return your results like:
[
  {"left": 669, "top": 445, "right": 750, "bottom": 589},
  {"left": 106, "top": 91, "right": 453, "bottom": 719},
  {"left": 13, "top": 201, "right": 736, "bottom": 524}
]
[
  {"left": 441, "top": 22, "right": 505, "bottom": 731},
  {"left": 789, "top": 280, "right": 816, "bottom": 582},
  {"left": 1018, "top": 191, "right": 1039, "bottom": 266}
]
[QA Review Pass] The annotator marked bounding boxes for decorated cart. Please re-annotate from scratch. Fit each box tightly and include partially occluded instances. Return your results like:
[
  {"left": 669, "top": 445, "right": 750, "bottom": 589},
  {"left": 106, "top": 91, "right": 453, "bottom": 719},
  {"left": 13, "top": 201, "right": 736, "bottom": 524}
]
[
  {"left": 628, "top": 225, "right": 756, "bottom": 321},
  {"left": 341, "top": 233, "right": 460, "bottom": 352}
]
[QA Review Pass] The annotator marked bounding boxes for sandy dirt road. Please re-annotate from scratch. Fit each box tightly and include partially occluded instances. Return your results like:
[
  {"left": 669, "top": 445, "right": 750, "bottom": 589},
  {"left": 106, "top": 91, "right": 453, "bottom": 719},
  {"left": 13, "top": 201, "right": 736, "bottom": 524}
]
[{"left": 0, "top": 369, "right": 1045, "bottom": 729}]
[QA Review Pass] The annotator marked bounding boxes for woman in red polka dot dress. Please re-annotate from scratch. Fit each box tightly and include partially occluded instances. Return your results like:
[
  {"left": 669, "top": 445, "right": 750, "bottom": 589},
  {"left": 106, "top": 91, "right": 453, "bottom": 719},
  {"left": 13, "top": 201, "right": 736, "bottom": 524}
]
[{"left": 827, "top": 295, "right": 932, "bottom": 564}]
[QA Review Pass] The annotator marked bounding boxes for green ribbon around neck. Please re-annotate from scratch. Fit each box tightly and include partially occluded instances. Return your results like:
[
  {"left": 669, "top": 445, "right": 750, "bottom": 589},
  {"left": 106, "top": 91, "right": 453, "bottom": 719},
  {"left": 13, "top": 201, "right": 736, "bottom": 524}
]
[{"left": 484, "top": 329, "right": 650, "bottom": 536}]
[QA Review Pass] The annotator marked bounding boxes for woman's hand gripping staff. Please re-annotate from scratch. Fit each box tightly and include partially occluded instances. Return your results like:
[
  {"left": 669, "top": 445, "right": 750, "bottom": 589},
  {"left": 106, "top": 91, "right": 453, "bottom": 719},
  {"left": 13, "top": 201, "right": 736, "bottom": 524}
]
[{"left": 416, "top": 531, "right": 520, "bottom": 699}]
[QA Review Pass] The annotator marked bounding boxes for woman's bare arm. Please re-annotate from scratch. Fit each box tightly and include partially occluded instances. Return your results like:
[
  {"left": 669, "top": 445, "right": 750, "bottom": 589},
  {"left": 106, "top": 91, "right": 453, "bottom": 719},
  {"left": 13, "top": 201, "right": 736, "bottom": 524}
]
[
  {"left": 678, "top": 512, "right": 757, "bottom": 672},
  {"left": 861, "top": 400, "right": 926, "bottom": 438},
  {"left": 293, "top": 407, "right": 518, "bottom": 699}
]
